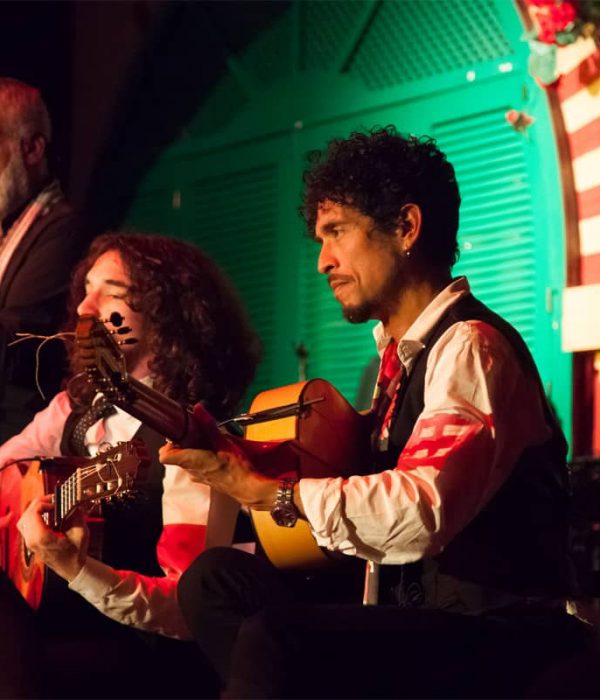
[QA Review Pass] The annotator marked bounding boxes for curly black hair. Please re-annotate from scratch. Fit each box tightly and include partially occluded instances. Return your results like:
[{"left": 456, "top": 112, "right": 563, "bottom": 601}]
[
  {"left": 66, "top": 232, "right": 261, "bottom": 420},
  {"left": 301, "top": 126, "right": 461, "bottom": 269}
]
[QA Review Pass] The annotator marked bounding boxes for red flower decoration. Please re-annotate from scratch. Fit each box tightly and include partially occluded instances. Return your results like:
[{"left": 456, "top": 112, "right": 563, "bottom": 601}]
[
  {"left": 537, "top": 19, "right": 557, "bottom": 43},
  {"left": 526, "top": 0, "right": 578, "bottom": 44},
  {"left": 548, "top": 1, "right": 576, "bottom": 29}
]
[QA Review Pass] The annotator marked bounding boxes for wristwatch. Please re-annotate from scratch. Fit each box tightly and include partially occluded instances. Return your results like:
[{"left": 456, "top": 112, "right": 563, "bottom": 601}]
[{"left": 270, "top": 477, "right": 299, "bottom": 528}]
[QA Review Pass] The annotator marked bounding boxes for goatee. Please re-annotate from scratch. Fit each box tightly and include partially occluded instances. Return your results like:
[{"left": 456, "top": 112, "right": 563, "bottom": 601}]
[
  {"left": 343, "top": 301, "right": 377, "bottom": 324},
  {"left": 339, "top": 249, "right": 408, "bottom": 325}
]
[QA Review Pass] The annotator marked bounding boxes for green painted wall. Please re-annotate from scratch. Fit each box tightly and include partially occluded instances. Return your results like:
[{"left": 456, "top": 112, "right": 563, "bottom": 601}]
[{"left": 125, "top": 0, "right": 570, "bottom": 440}]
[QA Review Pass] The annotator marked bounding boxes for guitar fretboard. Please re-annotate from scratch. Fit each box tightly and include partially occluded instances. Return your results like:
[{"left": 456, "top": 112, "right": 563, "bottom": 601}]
[{"left": 54, "top": 470, "right": 81, "bottom": 528}]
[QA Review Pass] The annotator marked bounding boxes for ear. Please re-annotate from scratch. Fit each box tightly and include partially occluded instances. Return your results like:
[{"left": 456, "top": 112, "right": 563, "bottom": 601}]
[
  {"left": 20, "top": 134, "right": 47, "bottom": 167},
  {"left": 395, "top": 203, "right": 422, "bottom": 254}
]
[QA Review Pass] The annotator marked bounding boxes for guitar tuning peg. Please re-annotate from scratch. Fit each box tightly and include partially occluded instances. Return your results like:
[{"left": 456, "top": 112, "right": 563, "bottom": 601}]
[
  {"left": 118, "top": 338, "right": 139, "bottom": 346},
  {"left": 115, "top": 326, "right": 132, "bottom": 335}
]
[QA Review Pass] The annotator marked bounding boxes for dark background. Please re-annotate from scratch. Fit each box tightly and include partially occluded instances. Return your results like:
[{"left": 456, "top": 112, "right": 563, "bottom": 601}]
[{"left": 0, "top": 1, "right": 287, "bottom": 232}]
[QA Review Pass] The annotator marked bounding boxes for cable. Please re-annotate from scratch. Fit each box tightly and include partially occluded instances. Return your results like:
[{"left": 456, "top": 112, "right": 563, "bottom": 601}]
[{"left": 7, "top": 331, "right": 75, "bottom": 400}]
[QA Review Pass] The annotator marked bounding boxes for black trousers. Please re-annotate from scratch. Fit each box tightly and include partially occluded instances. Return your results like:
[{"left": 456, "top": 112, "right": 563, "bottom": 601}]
[
  {"left": 0, "top": 571, "right": 41, "bottom": 698},
  {"left": 178, "top": 548, "right": 592, "bottom": 699}
]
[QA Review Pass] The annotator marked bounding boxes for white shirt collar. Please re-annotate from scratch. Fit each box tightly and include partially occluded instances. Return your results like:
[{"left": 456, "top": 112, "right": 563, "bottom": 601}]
[{"left": 373, "top": 276, "right": 471, "bottom": 372}]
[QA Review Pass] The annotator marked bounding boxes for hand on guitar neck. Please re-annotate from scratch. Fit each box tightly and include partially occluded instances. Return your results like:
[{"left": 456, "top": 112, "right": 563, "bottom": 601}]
[
  {"left": 17, "top": 495, "right": 89, "bottom": 583},
  {"left": 159, "top": 404, "right": 305, "bottom": 516},
  {"left": 75, "top": 314, "right": 371, "bottom": 567}
]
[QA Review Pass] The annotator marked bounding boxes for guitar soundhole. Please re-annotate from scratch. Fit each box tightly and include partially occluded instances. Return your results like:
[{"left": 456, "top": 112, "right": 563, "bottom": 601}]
[{"left": 22, "top": 540, "right": 34, "bottom": 569}]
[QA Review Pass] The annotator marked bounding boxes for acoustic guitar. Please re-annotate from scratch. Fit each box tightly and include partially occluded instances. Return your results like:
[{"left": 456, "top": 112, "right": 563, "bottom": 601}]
[
  {"left": 0, "top": 441, "right": 149, "bottom": 608},
  {"left": 75, "top": 314, "right": 372, "bottom": 569}
]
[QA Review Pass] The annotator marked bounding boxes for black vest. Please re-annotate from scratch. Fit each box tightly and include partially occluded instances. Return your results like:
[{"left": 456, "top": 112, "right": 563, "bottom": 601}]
[{"left": 378, "top": 294, "right": 576, "bottom": 610}]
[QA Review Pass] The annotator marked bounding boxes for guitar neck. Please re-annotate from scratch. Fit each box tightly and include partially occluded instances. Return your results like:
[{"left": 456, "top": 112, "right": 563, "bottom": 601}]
[
  {"left": 113, "top": 375, "right": 210, "bottom": 449},
  {"left": 76, "top": 314, "right": 220, "bottom": 451}
]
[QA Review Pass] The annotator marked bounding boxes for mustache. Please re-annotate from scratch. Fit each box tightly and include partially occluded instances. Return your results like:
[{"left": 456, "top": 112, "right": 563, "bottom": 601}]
[{"left": 328, "top": 274, "right": 353, "bottom": 288}]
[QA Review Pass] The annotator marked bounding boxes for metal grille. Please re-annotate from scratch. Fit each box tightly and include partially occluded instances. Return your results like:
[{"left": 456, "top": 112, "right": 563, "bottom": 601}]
[
  {"left": 348, "top": 0, "right": 514, "bottom": 90},
  {"left": 241, "top": 13, "right": 294, "bottom": 91},
  {"left": 434, "top": 108, "right": 537, "bottom": 350},
  {"left": 186, "top": 72, "right": 249, "bottom": 137},
  {"left": 299, "top": 0, "right": 370, "bottom": 71},
  {"left": 185, "top": 165, "right": 279, "bottom": 394}
]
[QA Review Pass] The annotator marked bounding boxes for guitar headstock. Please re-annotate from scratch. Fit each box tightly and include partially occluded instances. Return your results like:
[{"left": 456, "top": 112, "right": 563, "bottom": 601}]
[
  {"left": 54, "top": 440, "right": 151, "bottom": 527},
  {"left": 75, "top": 314, "right": 131, "bottom": 403}
]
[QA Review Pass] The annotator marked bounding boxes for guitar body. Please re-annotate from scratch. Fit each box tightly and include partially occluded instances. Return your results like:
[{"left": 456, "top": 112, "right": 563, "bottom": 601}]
[
  {"left": 0, "top": 442, "right": 149, "bottom": 609},
  {"left": 247, "top": 379, "right": 372, "bottom": 569},
  {"left": 0, "top": 460, "right": 52, "bottom": 609}
]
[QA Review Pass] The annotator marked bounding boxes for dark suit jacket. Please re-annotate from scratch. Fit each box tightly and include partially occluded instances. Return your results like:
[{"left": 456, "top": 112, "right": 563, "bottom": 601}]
[{"left": 0, "top": 198, "right": 90, "bottom": 442}]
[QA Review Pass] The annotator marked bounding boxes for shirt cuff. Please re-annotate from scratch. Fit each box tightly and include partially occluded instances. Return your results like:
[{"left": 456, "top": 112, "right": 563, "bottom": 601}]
[
  {"left": 68, "top": 556, "right": 121, "bottom": 602},
  {"left": 299, "top": 476, "right": 353, "bottom": 551}
]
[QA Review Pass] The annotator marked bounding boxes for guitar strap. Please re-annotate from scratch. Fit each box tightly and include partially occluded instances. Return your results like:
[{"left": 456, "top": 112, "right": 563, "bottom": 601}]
[
  {"left": 69, "top": 397, "right": 116, "bottom": 456},
  {"left": 60, "top": 395, "right": 94, "bottom": 457}
]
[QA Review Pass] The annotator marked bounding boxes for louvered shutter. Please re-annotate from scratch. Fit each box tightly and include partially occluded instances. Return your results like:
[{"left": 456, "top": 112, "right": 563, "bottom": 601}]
[
  {"left": 434, "top": 108, "right": 538, "bottom": 351},
  {"left": 122, "top": 0, "right": 569, "bottom": 436}
]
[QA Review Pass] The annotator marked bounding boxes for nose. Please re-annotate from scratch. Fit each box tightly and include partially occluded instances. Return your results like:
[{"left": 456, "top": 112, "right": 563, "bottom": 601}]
[
  {"left": 317, "top": 239, "right": 336, "bottom": 275},
  {"left": 77, "top": 291, "right": 99, "bottom": 317}
]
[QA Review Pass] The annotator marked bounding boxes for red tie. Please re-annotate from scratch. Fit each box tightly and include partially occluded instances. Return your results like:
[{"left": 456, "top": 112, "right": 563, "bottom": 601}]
[{"left": 372, "top": 340, "right": 403, "bottom": 451}]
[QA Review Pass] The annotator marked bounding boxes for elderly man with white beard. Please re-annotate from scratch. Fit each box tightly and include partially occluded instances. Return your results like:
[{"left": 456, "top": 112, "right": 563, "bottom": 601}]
[{"left": 0, "top": 78, "right": 88, "bottom": 442}]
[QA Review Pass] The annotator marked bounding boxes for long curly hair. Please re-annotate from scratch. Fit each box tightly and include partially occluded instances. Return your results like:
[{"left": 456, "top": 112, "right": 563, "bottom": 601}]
[
  {"left": 67, "top": 232, "right": 261, "bottom": 420},
  {"left": 301, "top": 126, "right": 461, "bottom": 269}
]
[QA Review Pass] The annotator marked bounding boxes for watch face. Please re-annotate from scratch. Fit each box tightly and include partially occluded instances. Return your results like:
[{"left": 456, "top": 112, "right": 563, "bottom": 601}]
[{"left": 271, "top": 503, "right": 298, "bottom": 528}]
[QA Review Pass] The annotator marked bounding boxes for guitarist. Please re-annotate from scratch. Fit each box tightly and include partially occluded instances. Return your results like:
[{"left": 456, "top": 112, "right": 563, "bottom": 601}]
[
  {"left": 0, "top": 231, "right": 260, "bottom": 696},
  {"left": 163, "top": 127, "right": 590, "bottom": 698}
]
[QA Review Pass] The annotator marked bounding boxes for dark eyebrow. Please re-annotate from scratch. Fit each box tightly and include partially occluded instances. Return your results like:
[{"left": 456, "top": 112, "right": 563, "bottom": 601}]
[
  {"left": 319, "top": 221, "right": 344, "bottom": 234},
  {"left": 84, "top": 276, "right": 129, "bottom": 289},
  {"left": 104, "top": 278, "right": 129, "bottom": 289}
]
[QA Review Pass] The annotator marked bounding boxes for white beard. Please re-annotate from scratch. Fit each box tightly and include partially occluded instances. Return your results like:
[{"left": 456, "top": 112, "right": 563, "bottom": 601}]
[{"left": 0, "top": 146, "right": 30, "bottom": 222}]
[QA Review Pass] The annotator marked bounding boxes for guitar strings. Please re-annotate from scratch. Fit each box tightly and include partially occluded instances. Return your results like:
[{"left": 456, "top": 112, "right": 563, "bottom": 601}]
[
  {"left": 8, "top": 331, "right": 76, "bottom": 400},
  {"left": 63, "top": 460, "right": 125, "bottom": 509},
  {"left": 77, "top": 460, "right": 122, "bottom": 483}
]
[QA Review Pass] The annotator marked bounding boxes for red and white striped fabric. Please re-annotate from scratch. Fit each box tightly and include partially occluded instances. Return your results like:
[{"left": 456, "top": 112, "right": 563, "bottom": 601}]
[
  {"left": 552, "top": 38, "right": 600, "bottom": 450},
  {"left": 555, "top": 38, "right": 600, "bottom": 284}
]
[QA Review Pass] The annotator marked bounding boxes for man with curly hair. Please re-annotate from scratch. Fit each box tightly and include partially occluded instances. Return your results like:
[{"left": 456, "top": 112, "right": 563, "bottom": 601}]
[
  {"left": 164, "top": 127, "right": 589, "bottom": 698},
  {"left": 0, "top": 232, "right": 260, "bottom": 697}
]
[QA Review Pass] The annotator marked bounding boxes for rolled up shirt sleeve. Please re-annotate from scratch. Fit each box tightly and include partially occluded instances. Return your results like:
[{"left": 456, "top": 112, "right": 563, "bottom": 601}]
[
  {"left": 69, "top": 464, "right": 211, "bottom": 639},
  {"left": 300, "top": 320, "right": 552, "bottom": 564},
  {"left": 69, "top": 555, "right": 190, "bottom": 639},
  {"left": 0, "top": 391, "right": 71, "bottom": 466}
]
